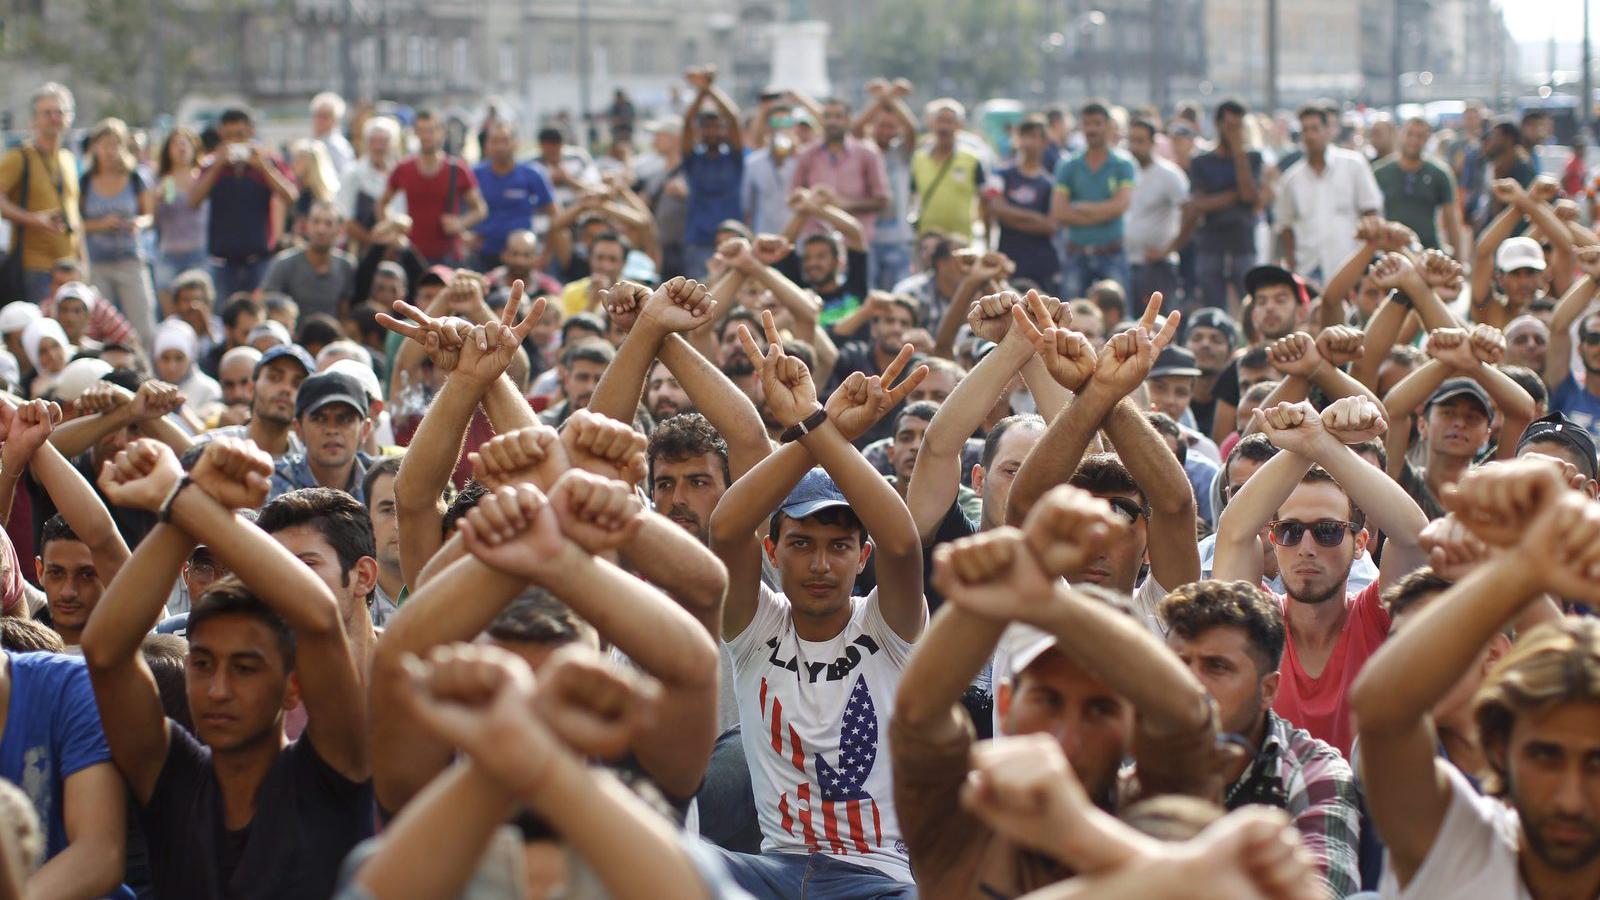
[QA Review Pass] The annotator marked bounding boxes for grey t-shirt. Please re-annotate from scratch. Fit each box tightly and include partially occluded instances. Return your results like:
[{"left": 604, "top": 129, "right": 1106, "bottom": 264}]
[
  {"left": 259, "top": 247, "right": 356, "bottom": 319},
  {"left": 1124, "top": 157, "right": 1189, "bottom": 262}
]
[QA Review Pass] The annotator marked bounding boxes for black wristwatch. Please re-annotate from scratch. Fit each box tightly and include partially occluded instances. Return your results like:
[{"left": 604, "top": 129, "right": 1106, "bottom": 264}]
[{"left": 780, "top": 407, "right": 829, "bottom": 443}]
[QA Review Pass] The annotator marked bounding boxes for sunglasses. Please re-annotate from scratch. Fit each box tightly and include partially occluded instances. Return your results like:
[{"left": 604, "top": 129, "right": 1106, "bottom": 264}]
[
  {"left": 1267, "top": 519, "right": 1358, "bottom": 547},
  {"left": 1106, "top": 496, "right": 1149, "bottom": 523},
  {"left": 1582, "top": 333, "right": 1600, "bottom": 346}
]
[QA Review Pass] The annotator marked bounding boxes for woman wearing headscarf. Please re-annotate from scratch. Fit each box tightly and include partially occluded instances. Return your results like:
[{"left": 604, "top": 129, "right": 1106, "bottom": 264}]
[
  {"left": 20, "top": 317, "right": 73, "bottom": 398},
  {"left": 153, "top": 318, "right": 221, "bottom": 415}
]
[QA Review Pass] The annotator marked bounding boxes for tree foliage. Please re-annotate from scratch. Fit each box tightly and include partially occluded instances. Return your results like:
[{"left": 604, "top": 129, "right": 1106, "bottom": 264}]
[{"left": 850, "top": 0, "right": 1049, "bottom": 103}]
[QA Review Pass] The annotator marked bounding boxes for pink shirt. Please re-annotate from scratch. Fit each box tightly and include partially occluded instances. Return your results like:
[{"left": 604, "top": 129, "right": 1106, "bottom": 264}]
[
  {"left": 792, "top": 137, "right": 890, "bottom": 241},
  {"left": 1272, "top": 581, "right": 1390, "bottom": 758}
]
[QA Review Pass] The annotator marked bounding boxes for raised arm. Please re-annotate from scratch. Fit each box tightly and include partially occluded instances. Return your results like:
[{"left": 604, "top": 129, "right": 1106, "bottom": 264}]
[
  {"left": 4, "top": 400, "right": 129, "bottom": 584},
  {"left": 659, "top": 334, "right": 772, "bottom": 479},
  {"left": 1352, "top": 460, "right": 1597, "bottom": 888},
  {"left": 80, "top": 444, "right": 219, "bottom": 800},
  {"left": 50, "top": 380, "right": 190, "bottom": 459},
  {"left": 1471, "top": 181, "right": 1528, "bottom": 309},
  {"left": 591, "top": 277, "right": 717, "bottom": 422},
  {"left": 458, "top": 473, "right": 719, "bottom": 799},
  {"left": 1546, "top": 250, "right": 1600, "bottom": 388}
]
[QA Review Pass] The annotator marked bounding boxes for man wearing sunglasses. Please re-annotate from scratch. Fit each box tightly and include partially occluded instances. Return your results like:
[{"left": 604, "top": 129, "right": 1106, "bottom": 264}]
[
  {"left": 1542, "top": 245, "right": 1600, "bottom": 441},
  {"left": 1213, "top": 396, "right": 1428, "bottom": 757}
]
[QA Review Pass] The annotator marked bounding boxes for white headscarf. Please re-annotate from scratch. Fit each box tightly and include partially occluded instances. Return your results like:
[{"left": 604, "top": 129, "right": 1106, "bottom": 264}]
[
  {"left": 154, "top": 318, "right": 200, "bottom": 367},
  {"left": 20, "top": 317, "right": 71, "bottom": 372}
]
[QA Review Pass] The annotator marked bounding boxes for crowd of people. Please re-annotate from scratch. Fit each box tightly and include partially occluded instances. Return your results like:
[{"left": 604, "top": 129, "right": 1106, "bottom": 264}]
[{"left": 1, "top": 58, "right": 1600, "bottom": 900}]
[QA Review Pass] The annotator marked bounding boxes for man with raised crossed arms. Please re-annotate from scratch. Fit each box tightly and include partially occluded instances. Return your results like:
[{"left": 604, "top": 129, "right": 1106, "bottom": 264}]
[{"left": 706, "top": 308, "right": 928, "bottom": 897}]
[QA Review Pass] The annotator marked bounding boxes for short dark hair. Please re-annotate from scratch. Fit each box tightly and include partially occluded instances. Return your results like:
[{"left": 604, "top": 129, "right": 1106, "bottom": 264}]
[
  {"left": 142, "top": 633, "right": 191, "bottom": 730},
  {"left": 39, "top": 514, "right": 82, "bottom": 554},
  {"left": 982, "top": 414, "right": 1045, "bottom": 470},
  {"left": 1226, "top": 432, "right": 1279, "bottom": 475},
  {"left": 800, "top": 232, "right": 841, "bottom": 262},
  {"left": 188, "top": 577, "right": 296, "bottom": 671},
  {"left": 1382, "top": 567, "right": 1453, "bottom": 619},
  {"left": 488, "top": 589, "right": 596, "bottom": 645},
  {"left": 1214, "top": 98, "right": 1248, "bottom": 123},
  {"left": 537, "top": 127, "right": 563, "bottom": 144},
  {"left": 1296, "top": 104, "right": 1331, "bottom": 126},
  {"left": 1500, "top": 364, "right": 1548, "bottom": 409},
  {"left": 1129, "top": 118, "right": 1159, "bottom": 140},
  {"left": 1159, "top": 579, "right": 1285, "bottom": 678},
  {"left": 560, "top": 341, "right": 615, "bottom": 369},
  {"left": 221, "top": 296, "right": 262, "bottom": 329},
  {"left": 1491, "top": 120, "right": 1521, "bottom": 144},
  {"left": 589, "top": 230, "right": 631, "bottom": 255},
  {"left": 1080, "top": 100, "right": 1111, "bottom": 120},
  {"left": 256, "top": 488, "right": 375, "bottom": 600},
  {"left": 0, "top": 617, "right": 66, "bottom": 653},
  {"left": 1240, "top": 345, "right": 1271, "bottom": 370},
  {"left": 896, "top": 400, "right": 939, "bottom": 433},
  {"left": 361, "top": 456, "right": 403, "bottom": 509},
  {"left": 1296, "top": 465, "right": 1364, "bottom": 529},
  {"left": 443, "top": 481, "right": 488, "bottom": 537},
  {"left": 648, "top": 412, "right": 730, "bottom": 487},
  {"left": 1350, "top": 437, "right": 1387, "bottom": 471},
  {"left": 1145, "top": 412, "right": 1186, "bottom": 464},
  {"left": 1070, "top": 453, "right": 1147, "bottom": 509},
  {"left": 561, "top": 312, "right": 606, "bottom": 342},
  {"left": 295, "top": 313, "right": 345, "bottom": 349},
  {"left": 218, "top": 108, "right": 252, "bottom": 127},
  {"left": 1016, "top": 115, "right": 1048, "bottom": 139}
]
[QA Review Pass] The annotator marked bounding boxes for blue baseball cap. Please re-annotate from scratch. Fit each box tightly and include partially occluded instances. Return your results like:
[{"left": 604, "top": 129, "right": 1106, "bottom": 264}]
[
  {"left": 253, "top": 343, "right": 316, "bottom": 379},
  {"left": 779, "top": 468, "right": 850, "bottom": 520}
]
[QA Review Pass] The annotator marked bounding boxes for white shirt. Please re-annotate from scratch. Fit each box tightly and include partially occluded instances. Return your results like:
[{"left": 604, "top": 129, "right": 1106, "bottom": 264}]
[
  {"left": 1274, "top": 146, "right": 1383, "bottom": 278},
  {"left": 1379, "top": 763, "right": 1530, "bottom": 899},
  {"left": 727, "top": 584, "right": 914, "bottom": 881},
  {"left": 1125, "top": 157, "right": 1190, "bottom": 262},
  {"left": 336, "top": 158, "right": 406, "bottom": 223}
]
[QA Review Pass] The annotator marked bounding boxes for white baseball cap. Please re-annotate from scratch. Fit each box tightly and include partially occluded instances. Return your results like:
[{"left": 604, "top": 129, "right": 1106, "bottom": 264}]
[{"left": 1496, "top": 236, "right": 1546, "bottom": 273}]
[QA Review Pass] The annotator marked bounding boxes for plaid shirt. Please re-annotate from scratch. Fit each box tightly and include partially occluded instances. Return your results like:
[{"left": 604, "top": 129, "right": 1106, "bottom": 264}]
[{"left": 1225, "top": 710, "right": 1362, "bottom": 899}]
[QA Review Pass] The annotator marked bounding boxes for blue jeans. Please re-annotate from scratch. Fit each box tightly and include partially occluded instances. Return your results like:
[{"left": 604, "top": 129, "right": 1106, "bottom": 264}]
[
  {"left": 1063, "top": 247, "right": 1130, "bottom": 306},
  {"left": 22, "top": 269, "right": 53, "bottom": 303},
  {"left": 683, "top": 243, "right": 715, "bottom": 281},
  {"left": 1131, "top": 260, "right": 1179, "bottom": 310},
  {"left": 211, "top": 257, "right": 269, "bottom": 300},
  {"left": 155, "top": 248, "right": 210, "bottom": 294},
  {"left": 712, "top": 849, "right": 916, "bottom": 900},
  {"left": 695, "top": 726, "right": 763, "bottom": 854},
  {"left": 870, "top": 240, "right": 911, "bottom": 292},
  {"left": 1194, "top": 248, "right": 1252, "bottom": 313}
]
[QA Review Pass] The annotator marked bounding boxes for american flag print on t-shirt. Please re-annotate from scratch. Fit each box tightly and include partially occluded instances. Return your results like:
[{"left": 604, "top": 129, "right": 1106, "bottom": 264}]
[{"left": 761, "top": 673, "right": 885, "bottom": 855}]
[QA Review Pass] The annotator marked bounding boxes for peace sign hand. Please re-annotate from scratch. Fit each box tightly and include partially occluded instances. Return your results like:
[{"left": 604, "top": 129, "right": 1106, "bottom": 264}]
[{"left": 736, "top": 309, "right": 821, "bottom": 429}]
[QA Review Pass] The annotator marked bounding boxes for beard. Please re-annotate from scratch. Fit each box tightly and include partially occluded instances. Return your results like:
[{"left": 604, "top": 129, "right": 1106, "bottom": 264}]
[{"left": 1286, "top": 573, "right": 1346, "bottom": 606}]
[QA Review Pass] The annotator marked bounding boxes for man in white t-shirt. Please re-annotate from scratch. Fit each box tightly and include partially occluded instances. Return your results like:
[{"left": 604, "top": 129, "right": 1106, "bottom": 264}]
[
  {"left": 707, "top": 318, "right": 928, "bottom": 897},
  {"left": 1352, "top": 458, "right": 1600, "bottom": 900}
]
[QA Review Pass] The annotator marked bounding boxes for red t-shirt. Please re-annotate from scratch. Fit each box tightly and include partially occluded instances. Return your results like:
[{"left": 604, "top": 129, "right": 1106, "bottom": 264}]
[
  {"left": 387, "top": 156, "right": 477, "bottom": 263},
  {"left": 1271, "top": 581, "right": 1390, "bottom": 758}
]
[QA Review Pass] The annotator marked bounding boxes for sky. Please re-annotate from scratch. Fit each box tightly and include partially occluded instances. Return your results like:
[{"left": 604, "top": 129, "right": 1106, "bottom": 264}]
[{"left": 1502, "top": 0, "right": 1592, "bottom": 46}]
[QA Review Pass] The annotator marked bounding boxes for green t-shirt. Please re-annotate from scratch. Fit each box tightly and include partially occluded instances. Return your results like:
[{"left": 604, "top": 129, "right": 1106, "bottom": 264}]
[{"left": 1373, "top": 156, "right": 1457, "bottom": 249}]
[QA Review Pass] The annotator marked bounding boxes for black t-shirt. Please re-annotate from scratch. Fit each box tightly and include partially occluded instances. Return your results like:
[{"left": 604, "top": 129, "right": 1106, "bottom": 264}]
[
  {"left": 1213, "top": 356, "right": 1243, "bottom": 409},
  {"left": 27, "top": 453, "right": 157, "bottom": 552},
  {"left": 777, "top": 247, "right": 870, "bottom": 341},
  {"left": 139, "top": 722, "right": 375, "bottom": 900},
  {"left": 853, "top": 492, "right": 977, "bottom": 615}
]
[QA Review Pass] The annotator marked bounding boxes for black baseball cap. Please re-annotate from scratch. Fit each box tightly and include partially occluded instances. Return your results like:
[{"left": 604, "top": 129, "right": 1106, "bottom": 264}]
[
  {"left": 1423, "top": 377, "right": 1493, "bottom": 418},
  {"left": 1150, "top": 346, "right": 1203, "bottom": 379},
  {"left": 253, "top": 343, "right": 316, "bottom": 379},
  {"left": 1244, "top": 264, "right": 1311, "bottom": 306},
  {"left": 294, "top": 370, "right": 370, "bottom": 420},
  {"left": 1517, "top": 412, "right": 1599, "bottom": 482},
  {"left": 1186, "top": 308, "right": 1240, "bottom": 348}
]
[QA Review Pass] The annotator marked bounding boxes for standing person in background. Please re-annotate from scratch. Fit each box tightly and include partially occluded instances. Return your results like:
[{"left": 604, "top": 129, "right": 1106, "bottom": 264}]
[
  {"left": 190, "top": 108, "right": 298, "bottom": 299},
  {"left": 1184, "top": 99, "right": 1263, "bottom": 312},
  {"left": 857, "top": 78, "right": 919, "bottom": 291},
  {"left": 285, "top": 139, "right": 341, "bottom": 244},
  {"left": 81, "top": 117, "right": 158, "bottom": 352},
  {"left": 338, "top": 116, "right": 404, "bottom": 253},
  {"left": 1374, "top": 117, "right": 1464, "bottom": 253},
  {"left": 377, "top": 109, "right": 487, "bottom": 267},
  {"left": 1274, "top": 104, "right": 1382, "bottom": 281},
  {"left": 0, "top": 83, "right": 84, "bottom": 303},
  {"left": 680, "top": 65, "right": 744, "bottom": 280},
  {"left": 911, "top": 98, "right": 985, "bottom": 243},
  {"left": 1051, "top": 100, "right": 1136, "bottom": 300},
  {"left": 152, "top": 128, "right": 209, "bottom": 315},
  {"left": 792, "top": 97, "right": 889, "bottom": 243},
  {"left": 740, "top": 98, "right": 798, "bottom": 236},
  {"left": 309, "top": 91, "right": 356, "bottom": 178},
  {"left": 472, "top": 120, "right": 557, "bottom": 272},
  {"left": 986, "top": 116, "right": 1060, "bottom": 291},
  {"left": 1125, "top": 117, "right": 1189, "bottom": 309}
]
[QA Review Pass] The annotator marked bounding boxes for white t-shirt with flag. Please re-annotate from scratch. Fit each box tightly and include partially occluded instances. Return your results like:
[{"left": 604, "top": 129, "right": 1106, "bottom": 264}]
[{"left": 726, "top": 584, "right": 915, "bottom": 882}]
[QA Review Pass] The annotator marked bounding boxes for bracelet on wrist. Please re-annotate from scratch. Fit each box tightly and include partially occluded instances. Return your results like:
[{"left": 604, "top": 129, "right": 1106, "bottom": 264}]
[
  {"left": 158, "top": 475, "right": 195, "bottom": 524},
  {"left": 779, "top": 406, "right": 828, "bottom": 444}
]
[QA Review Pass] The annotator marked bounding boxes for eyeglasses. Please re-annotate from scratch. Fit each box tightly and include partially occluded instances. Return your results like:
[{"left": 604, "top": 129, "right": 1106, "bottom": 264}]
[
  {"left": 1267, "top": 519, "right": 1358, "bottom": 547},
  {"left": 1105, "top": 496, "right": 1149, "bottom": 523}
]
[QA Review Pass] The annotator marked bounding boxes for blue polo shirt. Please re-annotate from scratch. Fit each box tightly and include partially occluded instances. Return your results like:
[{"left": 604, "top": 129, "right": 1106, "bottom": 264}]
[
  {"left": 682, "top": 144, "right": 745, "bottom": 245},
  {"left": 1053, "top": 149, "right": 1137, "bottom": 247},
  {"left": 472, "top": 161, "right": 555, "bottom": 257},
  {"left": 0, "top": 652, "right": 113, "bottom": 860}
]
